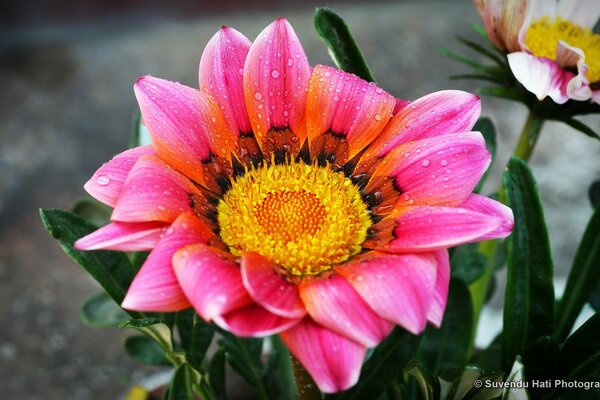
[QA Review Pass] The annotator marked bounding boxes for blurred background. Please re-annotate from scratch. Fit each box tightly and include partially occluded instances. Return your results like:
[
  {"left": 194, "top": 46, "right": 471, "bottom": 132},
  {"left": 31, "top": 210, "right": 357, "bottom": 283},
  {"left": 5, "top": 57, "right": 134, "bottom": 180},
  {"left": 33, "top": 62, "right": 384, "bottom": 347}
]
[{"left": 1, "top": 0, "right": 598, "bottom": 398}]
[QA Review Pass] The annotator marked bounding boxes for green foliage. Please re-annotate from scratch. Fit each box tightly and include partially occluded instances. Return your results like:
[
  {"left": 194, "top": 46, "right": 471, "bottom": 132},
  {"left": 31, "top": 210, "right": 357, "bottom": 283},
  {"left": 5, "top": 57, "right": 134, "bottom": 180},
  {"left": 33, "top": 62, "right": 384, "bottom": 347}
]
[
  {"left": 473, "top": 117, "right": 497, "bottom": 194},
  {"left": 502, "top": 158, "right": 555, "bottom": 370},
  {"left": 314, "top": 7, "right": 376, "bottom": 82},
  {"left": 80, "top": 291, "right": 128, "bottom": 328},
  {"left": 124, "top": 335, "right": 171, "bottom": 366}
]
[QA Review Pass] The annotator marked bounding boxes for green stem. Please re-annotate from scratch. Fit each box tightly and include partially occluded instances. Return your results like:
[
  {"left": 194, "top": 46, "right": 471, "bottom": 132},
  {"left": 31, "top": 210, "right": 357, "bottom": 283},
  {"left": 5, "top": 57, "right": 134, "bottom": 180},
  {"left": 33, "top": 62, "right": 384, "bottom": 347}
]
[
  {"left": 468, "top": 109, "right": 544, "bottom": 355},
  {"left": 290, "top": 354, "right": 322, "bottom": 400}
]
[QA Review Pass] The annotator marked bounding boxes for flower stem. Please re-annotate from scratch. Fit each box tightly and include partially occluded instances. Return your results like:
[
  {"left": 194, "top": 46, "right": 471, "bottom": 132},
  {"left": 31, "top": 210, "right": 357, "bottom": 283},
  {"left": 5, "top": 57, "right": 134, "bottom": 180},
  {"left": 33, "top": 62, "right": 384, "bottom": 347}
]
[
  {"left": 290, "top": 354, "right": 321, "bottom": 400},
  {"left": 468, "top": 109, "right": 544, "bottom": 355}
]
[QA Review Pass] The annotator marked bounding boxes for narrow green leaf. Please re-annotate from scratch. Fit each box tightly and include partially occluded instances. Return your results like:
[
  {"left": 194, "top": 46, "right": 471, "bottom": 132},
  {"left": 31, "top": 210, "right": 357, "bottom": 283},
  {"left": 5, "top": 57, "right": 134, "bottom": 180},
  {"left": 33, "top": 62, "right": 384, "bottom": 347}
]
[
  {"left": 405, "top": 363, "right": 440, "bottom": 400},
  {"left": 417, "top": 279, "right": 473, "bottom": 375},
  {"left": 561, "top": 118, "right": 600, "bottom": 140},
  {"left": 166, "top": 363, "right": 195, "bottom": 400},
  {"left": 314, "top": 7, "right": 376, "bottom": 82},
  {"left": 470, "top": 334, "right": 502, "bottom": 372},
  {"left": 209, "top": 348, "right": 227, "bottom": 400},
  {"left": 124, "top": 335, "right": 171, "bottom": 366},
  {"left": 502, "top": 157, "right": 555, "bottom": 370},
  {"left": 176, "top": 310, "right": 216, "bottom": 370},
  {"left": 80, "top": 291, "right": 128, "bottom": 328},
  {"left": 521, "top": 337, "right": 558, "bottom": 399},
  {"left": 71, "top": 197, "right": 111, "bottom": 227},
  {"left": 456, "top": 36, "right": 506, "bottom": 66},
  {"left": 589, "top": 281, "right": 600, "bottom": 311},
  {"left": 477, "top": 86, "right": 522, "bottom": 101},
  {"left": 332, "top": 327, "right": 420, "bottom": 400},
  {"left": 267, "top": 336, "right": 296, "bottom": 400},
  {"left": 503, "top": 357, "right": 530, "bottom": 400},
  {"left": 551, "top": 311, "right": 600, "bottom": 399},
  {"left": 589, "top": 180, "right": 600, "bottom": 209},
  {"left": 451, "top": 250, "right": 487, "bottom": 285},
  {"left": 40, "top": 209, "right": 137, "bottom": 305},
  {"left": 554, "top": 204, "right": 600, "bottom": 342},
  {"left": 442, "top": 365, "right": 503, "bottom": 400},
  {"left": 473, "top": 117, "right": 497, "bottom": 194},
  {"left": 219, "top": 332, "right": 269, "bottom": 400},
  {"left": 439, "top": 47, "right": 487, "bottom": 68},
  {"left": 449, "top": 73, "right": 505, "bottom": 83},
  {"left": 121, "top": 318, "right": 174, "bottom": 354}
]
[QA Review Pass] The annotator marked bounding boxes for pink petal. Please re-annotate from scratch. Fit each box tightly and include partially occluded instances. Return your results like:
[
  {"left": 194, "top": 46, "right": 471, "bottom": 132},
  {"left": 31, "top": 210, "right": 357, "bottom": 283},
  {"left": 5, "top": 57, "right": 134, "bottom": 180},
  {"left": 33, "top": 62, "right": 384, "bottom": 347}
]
[
  {"left": 336, "top": 252, "right": 437, "bottom": 334},
  {"left": 557, "top": 41, "right": 594, "bottom": 101},
  {"left": 243, "top": 18, "right": 311, "bottom": 144},
  {"left": 84, "top": 146, "right": 154, "bottom": 207},
  {"left": 558, "top": 0, "right": 600, "bottom": 28},
  {"left": 459, "top": 194, "right": 514, "bottom": 241},
  {"left": 173, "top": 244, "right": 253, "bottom": 320},
  {"left": 366, "top": 206, "right": 502, "bottom": 252},
  {"left": 134, "top": 76, "right": 236, "bottom": 186},
  {"left": 306, "top": 65, "right": 395, "bottom": 163},
  {"left": 507, "top": 52, "right": 573, "bottom": 104},
  {"left": 365, "top": 132, "right": 490, "bottom": 211},
  {"left": 366, "top": 90, "right": 481, "bottom": 159},
  {"left": 427, "top": 250, "right": 450, "bottom": 327},
  {"left": 74, "top": 221, "right": 167, "bottom": 251},
  {"left": 240, "top": 252, "right": 306, "bottom": 319},
  {"left": 121, "top": 212, "right": 215, "bottom": 312},
  {"left": 111, "top": 155, "right": 198, "bottom": 223},
  {"left": 393, "top": 98, "right": 410, "bottom": 115},
  {"left": 280, "top": 318, "right": 366, "bottom": 393},
  {"left": 214, "top": 303, "right": 301, "bottom": 337},
  {"left": 199, "top": 26, "right": 252, "bottom": 135},
  {"left": 299, "top": 275, "right": 393, "bottom": 347}
]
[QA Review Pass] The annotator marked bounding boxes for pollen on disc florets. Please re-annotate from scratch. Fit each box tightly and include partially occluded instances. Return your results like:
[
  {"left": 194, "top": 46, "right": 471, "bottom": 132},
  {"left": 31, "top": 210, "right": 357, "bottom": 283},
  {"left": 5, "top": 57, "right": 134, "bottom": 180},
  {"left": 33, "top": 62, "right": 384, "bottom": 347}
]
[
  {"left": 217, "top": 160, "right": 372, "bottom": 277},
  {"left": 525, "top": 16, "right": 600, "bottom": 82}
]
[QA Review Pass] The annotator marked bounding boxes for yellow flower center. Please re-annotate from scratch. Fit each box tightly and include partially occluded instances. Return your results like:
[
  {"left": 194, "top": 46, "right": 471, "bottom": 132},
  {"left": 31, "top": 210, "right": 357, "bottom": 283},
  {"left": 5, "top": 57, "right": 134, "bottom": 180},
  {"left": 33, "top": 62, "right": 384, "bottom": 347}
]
[
  {"left": 525, "top": 16, "right": 600, "bottom": 82},
  {"left": 217, "top": 161, "right": 372, "bottom": 277}
]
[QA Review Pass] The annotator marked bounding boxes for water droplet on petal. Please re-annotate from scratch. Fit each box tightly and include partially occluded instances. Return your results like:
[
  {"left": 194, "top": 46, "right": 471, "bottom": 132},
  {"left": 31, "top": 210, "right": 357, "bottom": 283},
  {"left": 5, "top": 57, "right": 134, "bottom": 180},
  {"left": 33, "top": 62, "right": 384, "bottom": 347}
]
[
  {"left": 254, "top": 92, "right": 263, "bottom": 100},
  {"left": 440, "top": 159, "right": 448, "bottom": 166},
  {"left": 96, "top": 176, "right": 110, "bottom": 186},
  {"left": 271, "top": 69, "right": 280, "bottom": 78},
  {"left": 421, "top": 159, "right": 430, "bottom": 167}
]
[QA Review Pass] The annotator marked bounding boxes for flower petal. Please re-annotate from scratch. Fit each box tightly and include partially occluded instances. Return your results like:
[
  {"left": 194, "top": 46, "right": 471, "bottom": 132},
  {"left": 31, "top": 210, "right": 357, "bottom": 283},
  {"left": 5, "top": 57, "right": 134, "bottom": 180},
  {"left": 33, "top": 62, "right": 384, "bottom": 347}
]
[
  {"left": 214, "top": 303, "right": 301, "bottom": 337},
  {"left": 134, "top": 76, "right": 236, "bottom": 188},
  {"left": 111, "top": 155, "right": 198, "bottom": 223},
  {"left": 84, "top": 146, "right": 154, "bottom": 207},
  {"left": 557, "top": 41, "right": 594, "bottom": 101},
  {"left": 121, "top": 212, "right": 215, "bottom": 312},
  {"left": 459, "top": 194, "right": 514, "bottom": 241},
  {"left": 427, "top": 250, "right": 450, "bottom": 327},
  {"left": 299, "top": 275, "right": 393, "bottom": 347},
  {"left": 240, "top": 252, "right": 306, "bottom": 319},
  {"left": 243, "top": 18, "right": 311, "bottom": 155},
  {"left": 365, "top": 205, "right": 502, "bottom": 252},
  {"left": 474, "top": 0, "right": 528, "bottom": 52},
  {"left": 507, "top": 52, "right": 573, "bottom": 104},
  {"left": 199, "top": 26, "right": 252, "bottom": 135},
  {"left": 558, "top": 0, "right": 600, "bottom": 28},
  {"left": 306, "top": 65, "right": 395, "bottom": 164},
  {"left": 280, "top": 318, "right": 366, "bottom": 393},
  {"left": 173, "top": 244, "right": 253, "bottom": 320},
  {"left": 336, "top": 252, "right": 437, "bottom": 334},
  {"left": 364, "top": 132, "right": 490, "bottom": 213},
  {"left": 74, "top": 221, "right": 167, "bottom": 251}
]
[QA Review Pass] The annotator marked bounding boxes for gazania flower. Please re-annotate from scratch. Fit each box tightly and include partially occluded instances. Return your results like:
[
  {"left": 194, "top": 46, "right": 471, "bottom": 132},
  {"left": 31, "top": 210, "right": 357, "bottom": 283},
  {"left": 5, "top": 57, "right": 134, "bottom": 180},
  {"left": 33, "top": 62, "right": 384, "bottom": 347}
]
[
  {"left": 476, "top": 0, "right": 600, "bottom": 104},
  {"left": 75, "top": 18, "right": 513, "bottom": 392}
]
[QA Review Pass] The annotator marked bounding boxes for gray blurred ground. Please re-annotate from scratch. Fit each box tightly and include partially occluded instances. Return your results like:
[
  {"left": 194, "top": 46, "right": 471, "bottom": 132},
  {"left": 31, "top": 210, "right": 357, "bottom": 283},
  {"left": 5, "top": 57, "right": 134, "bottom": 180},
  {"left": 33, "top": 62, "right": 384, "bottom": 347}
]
[{"left": 1, "top": 0, "right": 599, "bottom": 399}]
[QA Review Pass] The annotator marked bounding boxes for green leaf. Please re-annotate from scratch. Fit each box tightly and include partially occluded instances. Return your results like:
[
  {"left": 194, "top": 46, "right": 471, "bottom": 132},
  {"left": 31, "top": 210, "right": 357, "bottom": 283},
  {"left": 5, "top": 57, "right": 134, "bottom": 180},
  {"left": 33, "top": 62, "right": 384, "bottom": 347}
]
[
  {"left": 451, "top": 250, "right": 487, "bottom": 285},
  {"left": 314, "top": 7, "right": 376, "bottom": 82},
  {"left": 438, "top": 47, "right": 488, "bottom": 69},
  {"left": 40, "top": 209, "right": 138, "bottom": 305},
  {"left": 477, "top": 86, "right": 522, "bottom": 101},
  {"left": 551, "top": 311, "right": 600, "bottom": 399},
  {"left": 218, "top": 332, "right": 269, "bottom": 400},
  {"left": 71, "top": 197, "right": 111, "bottom": 227},
  {"left": 405, "top": 363, "right": 440, "bottom": 400},
  {"left": 166, "top": 363, "right": 196, "bottom": 400},
  {"left": 332, "top": 327, "right": 420, "bottom": 400},
  {"left": 124, "top": 334, "right": 171, "bottom": 366},
  {"left": 121, "top": 318, "right": 174, "bottom": 354},
  {"left": 470, "top": 334, "right": 502, "bottom": 372},
  {"left": 209, "top": 348, "right": 227, "bottom": 400},
  {"left": 176, "top": 309, "right": 215, "bottom": 370},
  {"left": 80, "top": 291, "right": 128, "bottom": 328},
  {"left": 418, "top": 279, "right": 473, "bottom": 375},
  {"left": 502, "top": 158, "right": 555, "bottom": 370},
  {"left": 267, "top": 336, "right": 296, "bottom": 400},
  {"left": 456, "top": 36, "right": 506, "bottom": 66},
  {"left": 588, "top": 180, "right": 600, "bottom": 209},
  {"left": 473, "top": 117, "right": 497, "bottom": 194},
  {"left": 520, "top": 336, "right": 558, "bottom": 399},
  {"left": 441, "top": 365, "right": 503, "bottom": 400},
  {"left": 554, "top": 203, "right": 600, "bottom": 342},
  {"left": 503, "top": 357, "right": 530, "bottom": 400},
  {"left": 561, "top": 118, "right": 600, "bottom": 140}
]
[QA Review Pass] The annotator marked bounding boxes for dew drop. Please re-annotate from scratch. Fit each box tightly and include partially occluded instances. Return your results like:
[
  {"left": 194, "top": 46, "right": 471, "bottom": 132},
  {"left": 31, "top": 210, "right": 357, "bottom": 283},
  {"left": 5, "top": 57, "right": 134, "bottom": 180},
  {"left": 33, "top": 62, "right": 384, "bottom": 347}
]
[
  {"left": 374, "top": 114, "right": 382, "bottom": 121},
  {"left": 271, "top": 69, "right": 280, "bottom": 79},
  {"left": 96, "top": 176, "right": 110, "bottom": 186},
  {"left": 440, "top": 159, "right": 448, "bottom": 166},
  {"left": 421, "top": 159, "right": 431, "bottom": 167},
  {"left": 254, "top": 92, "right": 263, "bottom": 100}
]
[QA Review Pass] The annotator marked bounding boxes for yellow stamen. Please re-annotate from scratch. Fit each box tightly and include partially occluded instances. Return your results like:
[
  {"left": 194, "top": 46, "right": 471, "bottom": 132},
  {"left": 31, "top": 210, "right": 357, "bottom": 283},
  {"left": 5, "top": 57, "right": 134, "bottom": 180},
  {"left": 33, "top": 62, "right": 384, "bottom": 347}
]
[
  {"left": 525, "top": 16, "right": 600, "bottom": 82},
  {"left": 217, "top": 161, "right": 371, "bottom": 277}
]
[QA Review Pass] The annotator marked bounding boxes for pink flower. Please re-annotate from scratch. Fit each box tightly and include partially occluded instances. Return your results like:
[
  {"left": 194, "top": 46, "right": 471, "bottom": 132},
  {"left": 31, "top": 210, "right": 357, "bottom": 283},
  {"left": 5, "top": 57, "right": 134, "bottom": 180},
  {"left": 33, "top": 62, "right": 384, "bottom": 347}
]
[
  {"left": 75, "top": 19, "right": 513, "bottom": 392},
  {"left": 476, "top": 0, "right": 600, "bottom": 104}
]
